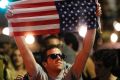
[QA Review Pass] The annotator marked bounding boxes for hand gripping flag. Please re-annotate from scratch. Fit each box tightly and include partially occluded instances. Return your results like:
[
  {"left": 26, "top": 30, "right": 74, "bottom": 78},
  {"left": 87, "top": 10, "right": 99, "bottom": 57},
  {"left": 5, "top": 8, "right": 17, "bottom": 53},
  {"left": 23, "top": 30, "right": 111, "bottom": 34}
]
[{"left": 7, "top": 0, "right": 98, "bottom": 36}]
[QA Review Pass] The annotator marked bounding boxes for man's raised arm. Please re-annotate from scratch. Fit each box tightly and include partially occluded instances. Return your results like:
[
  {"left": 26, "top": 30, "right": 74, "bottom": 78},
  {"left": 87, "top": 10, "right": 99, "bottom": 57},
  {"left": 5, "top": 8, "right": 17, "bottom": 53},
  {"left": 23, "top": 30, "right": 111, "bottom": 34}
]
[
  {"left": 71, "top": 2, "right": 101, "bottom": 78},
  {"left": 14, "top": 36, "right": 38, "bottom": 76},
  {"left": 72, "top": 28, "right": 96, "bottom": 78}
]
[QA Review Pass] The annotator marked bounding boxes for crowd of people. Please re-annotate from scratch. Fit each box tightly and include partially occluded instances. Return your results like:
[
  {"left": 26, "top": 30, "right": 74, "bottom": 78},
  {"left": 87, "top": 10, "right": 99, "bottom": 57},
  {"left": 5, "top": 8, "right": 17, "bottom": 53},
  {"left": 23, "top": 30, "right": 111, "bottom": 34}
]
[
  {"left": 0, "top": 0, "right": 120, "bottom": 80},
  {"left": 0, "top": 31, "right": 120, "bottom": 80}
]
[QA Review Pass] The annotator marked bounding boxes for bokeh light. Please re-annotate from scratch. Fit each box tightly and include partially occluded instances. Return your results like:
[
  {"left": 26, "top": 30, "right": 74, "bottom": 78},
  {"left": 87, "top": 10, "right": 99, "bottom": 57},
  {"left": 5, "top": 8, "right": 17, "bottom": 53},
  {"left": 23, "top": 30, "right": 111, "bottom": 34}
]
[
  {"left": 110, "top": 33, "right": 118, "bottom": 43},
  {"left": 0, "top": 0, "right": 9, "bottom": 9},
  {"left": 2, "top": 27, "right": 10, "bottom": 36},
  {"left": 78, "top": 25, "right": 87, "bottom": 38},
  {"left": 25, "top": 34, "right": 35, "bottom": 44},
  {"left": 113, "top": 21, "right": 120, "bottom": 31}
]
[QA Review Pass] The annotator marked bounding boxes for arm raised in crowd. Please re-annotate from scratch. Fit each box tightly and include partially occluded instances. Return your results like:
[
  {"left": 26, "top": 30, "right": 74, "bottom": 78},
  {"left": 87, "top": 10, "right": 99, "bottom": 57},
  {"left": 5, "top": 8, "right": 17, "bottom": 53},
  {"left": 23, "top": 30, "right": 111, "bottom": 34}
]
[
  {"left": 72, "top": 29, "right": 96, "bottom": 78},
  {"left": 14, "top": 36, "right": 38, "bottom": 76},
  {"left": 71, "top": 2, "right": 101, "bottom": 78}
]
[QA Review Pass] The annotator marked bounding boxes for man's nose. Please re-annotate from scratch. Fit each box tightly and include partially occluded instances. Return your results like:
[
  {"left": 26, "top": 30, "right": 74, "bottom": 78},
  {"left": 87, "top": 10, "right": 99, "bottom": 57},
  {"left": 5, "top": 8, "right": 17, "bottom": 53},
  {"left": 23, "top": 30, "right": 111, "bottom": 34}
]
[{"left": 57, "top": 55, "right": 61, "bottom": 59}]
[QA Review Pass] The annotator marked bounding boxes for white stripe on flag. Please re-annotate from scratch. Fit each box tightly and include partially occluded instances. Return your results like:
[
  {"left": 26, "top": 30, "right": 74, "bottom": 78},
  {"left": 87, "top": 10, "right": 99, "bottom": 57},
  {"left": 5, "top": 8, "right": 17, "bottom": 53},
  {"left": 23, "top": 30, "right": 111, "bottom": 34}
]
[
  {"left": 10, "top": 0, "right": 55, "bottom": 5},
  {"left": 9, "top": 14, "right": 59, "bottom": 22},
  {"left": 12, "top": 24, "right": 59, "bottom": 32},
  {"left": 10, "top": 0, "right": 63, "bottom": 5},
  {"left": 12, "top": 6, "right": 56, "bottom": 14}
]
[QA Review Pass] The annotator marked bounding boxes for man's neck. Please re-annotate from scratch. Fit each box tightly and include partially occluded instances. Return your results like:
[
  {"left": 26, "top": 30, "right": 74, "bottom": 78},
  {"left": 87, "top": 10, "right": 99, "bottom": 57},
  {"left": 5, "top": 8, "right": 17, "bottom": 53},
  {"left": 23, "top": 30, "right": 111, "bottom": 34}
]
[{"left": 47, "top": 69, "right": 61, "bottom": 79}]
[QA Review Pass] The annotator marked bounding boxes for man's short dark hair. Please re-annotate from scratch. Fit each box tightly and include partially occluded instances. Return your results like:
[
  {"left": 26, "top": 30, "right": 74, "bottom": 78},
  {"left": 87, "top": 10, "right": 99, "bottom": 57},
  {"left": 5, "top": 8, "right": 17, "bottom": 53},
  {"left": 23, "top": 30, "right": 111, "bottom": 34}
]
[
  {"left": 43, "top": 35, "right": 60, "bottom": 46},
  {"left": 41, "top": 45, "right": 61, "bottom": 62}
]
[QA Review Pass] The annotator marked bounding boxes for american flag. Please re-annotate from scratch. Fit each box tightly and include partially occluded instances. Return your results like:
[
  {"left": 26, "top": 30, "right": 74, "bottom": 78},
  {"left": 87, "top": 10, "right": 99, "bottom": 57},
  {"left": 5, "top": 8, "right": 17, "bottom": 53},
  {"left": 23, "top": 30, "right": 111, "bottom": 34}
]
[{"left": 7, "top": 0, "right": 98, "bottom": 36}]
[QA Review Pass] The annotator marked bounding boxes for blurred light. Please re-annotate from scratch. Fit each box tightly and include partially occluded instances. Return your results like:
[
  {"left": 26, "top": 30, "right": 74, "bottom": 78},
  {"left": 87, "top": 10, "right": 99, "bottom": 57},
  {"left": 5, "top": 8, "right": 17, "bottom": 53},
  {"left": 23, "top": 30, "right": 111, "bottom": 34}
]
[
  {"left": 2, "top": 27, "right": 10, "bottom": 36},
  {"left": 0, "top": 0, "right": 9, "bottom": 9},
  {"left": 25, "top": 34, "right": 35, "bottom": 44},
  {"left": 113, "top": 21, "right": 120, "bottom": 31},
  {"left": 110, "top": 33, "right": 118, "bottom": 43},
  {"left": 78, "top": 25, "right": 87, "bottom": 38}
]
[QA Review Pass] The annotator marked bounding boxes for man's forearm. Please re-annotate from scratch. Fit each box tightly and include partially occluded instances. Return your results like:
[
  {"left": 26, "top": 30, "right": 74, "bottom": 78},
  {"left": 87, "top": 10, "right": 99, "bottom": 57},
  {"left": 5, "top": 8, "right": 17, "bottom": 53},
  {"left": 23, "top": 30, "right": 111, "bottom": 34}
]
[
  {"left": 72, "top": 29, "right": 96, "bottom": 78},
  {"left": 14, "top": 36, "right": 37, "bottom": 76}
]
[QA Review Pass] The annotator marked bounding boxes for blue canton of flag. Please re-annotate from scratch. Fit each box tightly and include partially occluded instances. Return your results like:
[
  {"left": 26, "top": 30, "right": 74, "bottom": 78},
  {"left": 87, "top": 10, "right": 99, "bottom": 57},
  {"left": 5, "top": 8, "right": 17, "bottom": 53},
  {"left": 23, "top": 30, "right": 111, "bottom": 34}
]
[{"left": 55, "top": 0, "right": 99, "bottom": 32}]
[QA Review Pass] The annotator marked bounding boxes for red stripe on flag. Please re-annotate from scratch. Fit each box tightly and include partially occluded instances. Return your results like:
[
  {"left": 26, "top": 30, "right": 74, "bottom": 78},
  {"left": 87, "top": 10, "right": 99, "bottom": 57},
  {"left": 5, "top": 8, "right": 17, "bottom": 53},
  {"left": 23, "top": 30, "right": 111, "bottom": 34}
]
[
  {"left": 11, "top": 19, "right": 60, "bottom": 27},
  {"left": 8, "top": 1, "right": 60, "bottom": 36},
  {"left": 13, "top": 29, "right": 60, "bottom": 36},
  {"left": 10, "top": 10, "right": 57, "bottom": 18},
  {"left": 12, "top": 2, "right": 55, "bottom": 9}
]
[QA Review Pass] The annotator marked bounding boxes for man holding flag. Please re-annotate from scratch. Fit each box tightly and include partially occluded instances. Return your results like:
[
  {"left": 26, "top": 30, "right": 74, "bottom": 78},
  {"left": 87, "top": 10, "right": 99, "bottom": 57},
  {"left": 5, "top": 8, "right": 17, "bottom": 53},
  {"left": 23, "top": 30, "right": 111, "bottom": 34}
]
[{"left": 6, "top": 0, "right": 101, "bottom": 80}]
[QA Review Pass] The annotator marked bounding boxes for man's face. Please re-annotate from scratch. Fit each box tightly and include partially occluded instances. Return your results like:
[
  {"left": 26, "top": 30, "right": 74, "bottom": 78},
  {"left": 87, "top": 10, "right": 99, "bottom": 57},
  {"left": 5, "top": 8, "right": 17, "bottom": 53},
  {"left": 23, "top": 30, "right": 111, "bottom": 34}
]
[{"left": 45, "top": 48, "right": 64, "bottom": 71}]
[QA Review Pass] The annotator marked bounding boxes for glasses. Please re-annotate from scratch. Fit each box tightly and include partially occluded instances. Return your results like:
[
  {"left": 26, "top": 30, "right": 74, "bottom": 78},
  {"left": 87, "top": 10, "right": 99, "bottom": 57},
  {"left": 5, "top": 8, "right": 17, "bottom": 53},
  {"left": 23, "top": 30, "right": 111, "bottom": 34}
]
[{"left": 47, "top": 54, "right": 66, "bottom": 60}]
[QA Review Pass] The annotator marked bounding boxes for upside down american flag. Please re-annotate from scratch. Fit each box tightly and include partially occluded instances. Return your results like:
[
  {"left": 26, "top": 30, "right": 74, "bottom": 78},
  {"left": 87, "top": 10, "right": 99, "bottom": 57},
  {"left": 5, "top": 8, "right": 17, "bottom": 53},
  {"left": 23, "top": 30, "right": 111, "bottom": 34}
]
[{"left": 7, "top": 0, "right": 99, "bottom": 36}]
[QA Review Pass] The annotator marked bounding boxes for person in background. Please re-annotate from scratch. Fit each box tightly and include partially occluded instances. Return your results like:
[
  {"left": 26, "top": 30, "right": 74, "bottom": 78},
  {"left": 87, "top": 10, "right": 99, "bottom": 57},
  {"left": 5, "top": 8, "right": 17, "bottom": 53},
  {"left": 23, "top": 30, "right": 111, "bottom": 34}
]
[
  {"left": 0, "top": 43, "right": 5, "bottom": 80},
  {"left": 59, "top": 32, "right": 79, "bottom": 64},
  {"left": 82, "top": 57, "right": 97, "bottom": 80},
  {"left": 0, "top": 41, "right": 14, "bottom": 80},
  {"left": 10, "top": 47, "right": 27, "bottom": 80},
  {"left": 93, "top": 49, "right": 119, "bottom": 80}
]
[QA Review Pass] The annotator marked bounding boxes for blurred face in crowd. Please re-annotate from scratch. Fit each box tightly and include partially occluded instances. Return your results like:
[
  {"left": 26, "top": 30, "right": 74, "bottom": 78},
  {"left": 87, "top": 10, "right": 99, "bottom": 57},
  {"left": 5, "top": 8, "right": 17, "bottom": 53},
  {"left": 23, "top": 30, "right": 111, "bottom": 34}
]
[
  {"left": 44, "top": 47, "right": 64, "bottom": 72},
  {"left": 47, "top": 38, "right": 61, "bottom": 46},
  {"left": 12, "top": 49, "right": 23, "bottom": 68},
  {"left": 3, "top": 43, "right": 12, "bottom": 51}
]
